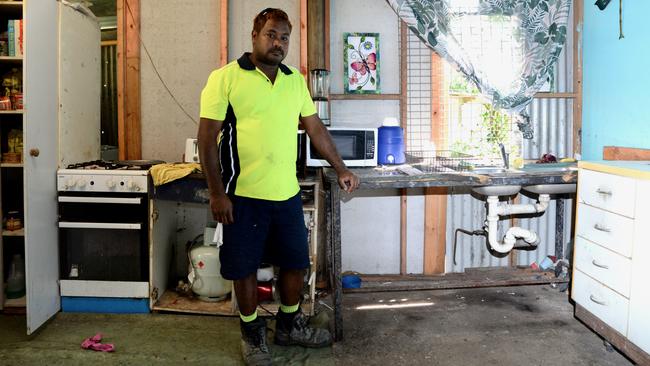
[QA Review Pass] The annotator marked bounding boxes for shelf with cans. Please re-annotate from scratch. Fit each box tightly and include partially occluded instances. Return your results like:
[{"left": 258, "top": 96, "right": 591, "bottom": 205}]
[
  {"left": 0, "top": 0, "right": 24, "bottom": 311},
  {"left": 149, "top": 176, "right": 326, "bottom": 316}
]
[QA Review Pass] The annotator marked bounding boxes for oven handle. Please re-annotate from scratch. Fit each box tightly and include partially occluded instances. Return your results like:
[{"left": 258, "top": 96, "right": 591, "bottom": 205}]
[
  {"left": 58, "top": 222, "right": 142, "bottom": 230},
  {"left": 58, "top": 196, "right": 142, "bottom": 205}
]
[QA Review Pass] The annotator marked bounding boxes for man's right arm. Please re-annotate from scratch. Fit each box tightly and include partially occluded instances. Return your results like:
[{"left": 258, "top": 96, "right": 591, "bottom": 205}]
[{"left": 198, "top": 117, "right": 234, "bottom": 224}]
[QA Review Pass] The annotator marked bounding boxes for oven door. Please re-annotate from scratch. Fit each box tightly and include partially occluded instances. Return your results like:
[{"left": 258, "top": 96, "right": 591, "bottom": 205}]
[{"left": 58, "top": 194, "right": 149, "bottom": 282}]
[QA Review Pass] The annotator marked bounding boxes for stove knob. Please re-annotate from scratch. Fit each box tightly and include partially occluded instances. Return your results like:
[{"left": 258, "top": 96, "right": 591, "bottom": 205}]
[
  {"left": 106, "top": 179, "right": 117, "bottom": 189},
  {"left": 77, "top": 178, "right": 87, "bottom": 188},
  {"left": 64, "top": 178, "right": 77, "bottom": 189},
  {"left": 127, "top": 180, "right": 141, "bottom": 191}
]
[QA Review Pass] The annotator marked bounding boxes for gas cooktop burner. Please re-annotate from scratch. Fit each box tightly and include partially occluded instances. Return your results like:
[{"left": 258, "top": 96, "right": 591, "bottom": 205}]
[
  {"left": 67, "top": 160, "right": 126, "bottom": 170},
  {"left": 66, "top": 160, "right": 164, "bottom": 171}
]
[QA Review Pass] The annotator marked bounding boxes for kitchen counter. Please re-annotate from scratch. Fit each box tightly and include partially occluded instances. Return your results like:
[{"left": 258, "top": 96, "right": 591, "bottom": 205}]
[
  {"left": 152, "top": 163, "right": 578, "bottom": 201},
  {"left": 323, "top": 164, "right": 577, "bottom": 189},
  {"left": 152, "top": 164, "right": 578, "bottom": 341},
  {"left": 323, "top": 163, "right": 577, "bottom": 341},
  {"left": 153, "top": 173, "right": 325, "bottom": 204},
  {"left": 579, "top": 160, "right": 650, "bottom": 179}
]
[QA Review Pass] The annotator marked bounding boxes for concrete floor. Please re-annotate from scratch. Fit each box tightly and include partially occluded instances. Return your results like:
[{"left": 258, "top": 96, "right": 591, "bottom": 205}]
[
  {"left": 0, "top": 285, "right": 634, "bottom": 365},
  {"left": 336, "top": 285, "right": 633, "bottom": 366}
]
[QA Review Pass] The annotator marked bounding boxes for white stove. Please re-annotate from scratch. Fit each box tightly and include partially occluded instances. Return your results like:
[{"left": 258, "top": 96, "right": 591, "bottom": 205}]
[
  {"left": 57, "top": 160, "right": 157, "bottom": 309},
  {"left": 56, "top": 160, "right": 153, "bottom": 193},
  {"left": 57, "top": 169, "right": 149, "bottom": 193}
]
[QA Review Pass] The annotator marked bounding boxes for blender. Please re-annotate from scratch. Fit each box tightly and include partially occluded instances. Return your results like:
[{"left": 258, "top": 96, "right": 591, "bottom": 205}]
[{"left": 309, "top": 69, "right": 330, "bottom": 126}]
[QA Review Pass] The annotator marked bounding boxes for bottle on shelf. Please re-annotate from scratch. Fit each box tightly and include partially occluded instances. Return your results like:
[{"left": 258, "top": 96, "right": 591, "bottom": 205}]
[
  {"left": 2, "top": 128, "right": 22, "bottom": 163},
  {"left": 1, "top": 67, "right": 22, "bottom": 110},
  {"left": 6, "top": 253, "right": 26, "bottom": 299},
  {"left": 5, "top": 210, "right": 22, "bottom": 231}
]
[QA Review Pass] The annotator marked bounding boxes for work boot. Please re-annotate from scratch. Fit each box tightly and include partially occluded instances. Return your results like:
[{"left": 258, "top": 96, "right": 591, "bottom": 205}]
[
  {"left": 240, "top": 317, "right": 272, "bottom": 366},
  {"left": 274, "top": 310, "right": 333, "bottom": 348}
]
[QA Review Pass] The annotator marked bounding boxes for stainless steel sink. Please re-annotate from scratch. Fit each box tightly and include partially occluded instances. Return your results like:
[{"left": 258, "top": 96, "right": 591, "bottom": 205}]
[
  {"left": 470, "top": 167, "right": 524, "bottom": 175},
  {"left": 522, "top": 183, "right": 576, "bottom": 195},
  {"left": 472, "top": 185, "right": 521, "bottom": 196},
  {"left": 519, "top": 164, "right": 577, "bottom": 173}
]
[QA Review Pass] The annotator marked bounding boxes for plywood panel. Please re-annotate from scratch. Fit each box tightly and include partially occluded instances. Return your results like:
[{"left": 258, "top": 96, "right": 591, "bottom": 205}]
[
  {"left": 603, "top": 146, "right": 650, "bottom": 161},
  {"left": 341, "top": 189, "right": 401, "bottom": 274},
  {"left": 228, "top": 0, "right": 300, "bottom": 67},
  {"left": 59, "top": 3, "right": 101, "bottom": 167},
  {"left": 329, "top": 0, "right": 399, "bottom": 94},
  {"left": 330, "top": 99, "right": 399, "bottom": 128},
  {"left": 139, "top": 0, "right": 220, "bottom": 162},
  {"left": 154, "top": 290, "right": 234, "bottom": 315}
]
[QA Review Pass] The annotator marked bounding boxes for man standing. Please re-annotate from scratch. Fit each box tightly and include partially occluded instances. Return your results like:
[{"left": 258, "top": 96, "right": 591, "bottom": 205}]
[{"left": 198, "top": 8, "right": 359, "bottom": 366}]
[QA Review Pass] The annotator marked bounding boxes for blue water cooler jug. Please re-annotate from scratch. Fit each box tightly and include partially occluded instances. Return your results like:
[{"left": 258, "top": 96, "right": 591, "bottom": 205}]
[{"left": 377, "top": 119, "right": 405, "bottom": 165}]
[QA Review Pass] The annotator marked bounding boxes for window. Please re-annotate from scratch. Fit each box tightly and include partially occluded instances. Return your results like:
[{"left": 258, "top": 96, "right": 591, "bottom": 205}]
[{"left": 407, "top": 5, "right": 535, "bottom": 168}]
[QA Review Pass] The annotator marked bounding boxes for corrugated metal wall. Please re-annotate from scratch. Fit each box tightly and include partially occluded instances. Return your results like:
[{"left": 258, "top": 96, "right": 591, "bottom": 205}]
[
  {"left": 517, "top": 97, "right": 574, "bottom": 267},
  {"left": 445, "top": 5, "right": 576, "bottom": 272},
  {"left": 445, "top": 103, "right": 575, "bottom": 272}
]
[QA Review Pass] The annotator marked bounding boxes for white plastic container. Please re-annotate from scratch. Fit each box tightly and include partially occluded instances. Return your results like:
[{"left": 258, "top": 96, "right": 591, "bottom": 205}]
[
  {"left": 6, "top": 254, "right": 25, "bottom": 299},
  {"left": 188, "top": 222, "right": 232, "bottom": 302}
]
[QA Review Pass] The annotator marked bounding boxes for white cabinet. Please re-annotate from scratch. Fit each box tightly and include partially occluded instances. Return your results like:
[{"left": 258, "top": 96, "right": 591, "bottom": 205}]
[
  {"left": 628, "top": 179, "right": 650, "bottom": 354},
  {"left": 0, "top": 1, "right": 62, "bottom": 335},
  {"left": 0, "top": 1, "right": 27, "bottom": 315},
  {"left": 573, "top": 162, "right": 650, "bottom": 363},
  {"left": 0, "top": 1, "right": 100, "bottom": 335}
]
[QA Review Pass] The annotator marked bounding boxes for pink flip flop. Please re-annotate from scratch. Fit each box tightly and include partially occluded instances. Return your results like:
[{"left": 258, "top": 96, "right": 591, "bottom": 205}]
[
  {"left": 81, "top": 333, "right": 115, "bottom": 352},
  {"left": 87, "top": 342, "right": 116, "bottom": 352}
]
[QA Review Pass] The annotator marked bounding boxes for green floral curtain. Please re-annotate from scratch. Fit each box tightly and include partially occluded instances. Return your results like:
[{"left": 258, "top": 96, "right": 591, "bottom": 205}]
[{"left": 387, "top": 0, "right": 572, "bottom": 138}]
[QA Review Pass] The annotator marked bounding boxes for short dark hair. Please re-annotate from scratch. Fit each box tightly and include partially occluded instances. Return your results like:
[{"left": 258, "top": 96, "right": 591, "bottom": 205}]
[{"left": 253, "top": 8, "right": 292, "bottom": 34}]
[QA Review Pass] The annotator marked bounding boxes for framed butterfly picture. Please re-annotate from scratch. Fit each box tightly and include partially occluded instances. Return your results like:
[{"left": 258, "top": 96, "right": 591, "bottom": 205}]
[{"left": 344, "top": 33, "right": 380, "bottom": 94}]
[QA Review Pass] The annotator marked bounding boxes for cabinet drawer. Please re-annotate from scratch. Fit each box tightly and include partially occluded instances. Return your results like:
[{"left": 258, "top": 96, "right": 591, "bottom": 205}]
[
  {"left": 576, "top": 203, "right": 634, "bottom": 258},
  {"left": 578, "top": 169, "right": 636, "bottom": 218},
  {"left": 573, "top": 269, "right": 629, "bottom": 336},
  {"left": 574, "top": 236, "right": 632, "bottom": 297}
]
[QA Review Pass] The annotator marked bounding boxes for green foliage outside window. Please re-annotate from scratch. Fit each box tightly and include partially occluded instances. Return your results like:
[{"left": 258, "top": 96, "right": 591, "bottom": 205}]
[
  {"left": 450, "top": 103, "right": 520, "bottom": 163},
  {"left": 449, "top": 73, "right": 479, "bottom": 95}
]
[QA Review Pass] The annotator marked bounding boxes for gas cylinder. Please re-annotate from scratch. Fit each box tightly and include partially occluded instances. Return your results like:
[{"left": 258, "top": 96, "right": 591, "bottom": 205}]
[{"left": 189, "top": 222, "right": 232, "bottom": 302}]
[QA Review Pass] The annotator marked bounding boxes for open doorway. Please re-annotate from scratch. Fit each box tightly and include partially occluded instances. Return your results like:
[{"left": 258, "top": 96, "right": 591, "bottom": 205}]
[{"left": 89, "top": 0, "right": 118, "bottom": 160}]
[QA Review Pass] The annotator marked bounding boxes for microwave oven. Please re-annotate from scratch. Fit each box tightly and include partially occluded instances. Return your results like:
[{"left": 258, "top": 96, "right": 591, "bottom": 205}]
[{"left": 306, "top": 127, "right": 377, "bottom": 167}]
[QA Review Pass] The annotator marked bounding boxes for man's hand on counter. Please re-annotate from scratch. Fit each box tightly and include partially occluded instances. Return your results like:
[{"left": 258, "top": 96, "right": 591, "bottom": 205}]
[{"left": 336, "top": 168, "right": 360, "bottom": 193}]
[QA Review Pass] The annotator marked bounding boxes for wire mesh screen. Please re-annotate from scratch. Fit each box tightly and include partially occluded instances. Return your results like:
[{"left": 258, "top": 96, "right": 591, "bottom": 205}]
[
  {"left": 406, "top": 30, "right": 433, "bottom": 152},
  {"left": 405, "top": 6, "right": 525, "bottom": 165},
  {"left": 445, "top": 8, "right": 522, "bottom": 164},
  {"left": 406, "top": 150, "right": 478, "bottom": 173}
]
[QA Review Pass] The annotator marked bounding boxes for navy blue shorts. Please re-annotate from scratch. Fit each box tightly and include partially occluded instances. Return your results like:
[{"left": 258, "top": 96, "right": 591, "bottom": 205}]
[{"left": 219, "top": 192, "right": 309, "bottom": 280}]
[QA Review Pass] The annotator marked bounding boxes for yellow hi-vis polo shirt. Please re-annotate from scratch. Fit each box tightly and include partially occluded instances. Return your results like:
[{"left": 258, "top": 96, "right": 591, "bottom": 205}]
[{"left": 200, "top": 53, "right": 317, "bottom": 201}]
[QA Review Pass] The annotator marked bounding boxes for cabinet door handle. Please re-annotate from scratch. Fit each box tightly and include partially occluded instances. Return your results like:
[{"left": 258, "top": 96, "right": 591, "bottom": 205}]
[
  {"left": 593, "top": 223, "right": 611, "bottom": 233},
  {"left": 592, "top": 260, "right": 609, "bottom": 269},
  {"left": 590, "top": 295, "right": 607, "bottom": 306},
  {"left": 596, "top": 188, "right": 612, "bottom": 196}
]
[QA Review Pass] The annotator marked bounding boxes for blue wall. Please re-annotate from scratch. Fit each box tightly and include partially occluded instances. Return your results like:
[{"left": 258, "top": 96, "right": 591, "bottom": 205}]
[{"left": 582, "top": 1, "right": 650, "bottom": 160}]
